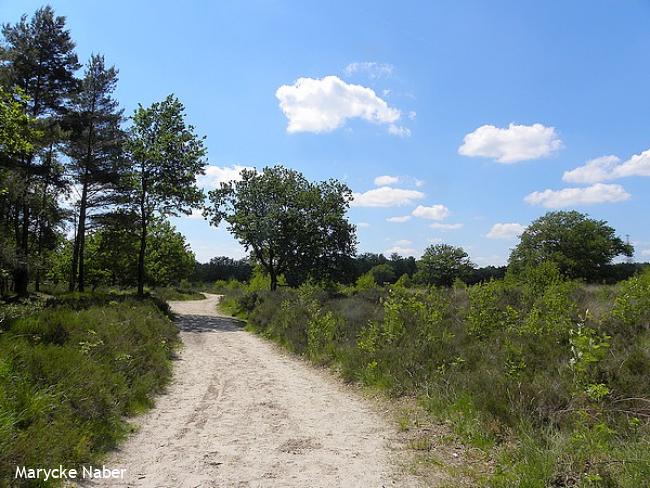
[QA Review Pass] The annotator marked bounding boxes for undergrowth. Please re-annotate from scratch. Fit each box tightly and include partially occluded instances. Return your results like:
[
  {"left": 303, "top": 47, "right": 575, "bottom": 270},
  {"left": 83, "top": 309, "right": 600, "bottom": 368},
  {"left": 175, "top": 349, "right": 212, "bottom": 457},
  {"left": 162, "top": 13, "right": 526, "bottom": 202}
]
[
  {"left": 0, "top": 294, "right": 179, "bottom": 487},
  {"left": 222, "top": 266, "right": 650, "bottom": 487}
]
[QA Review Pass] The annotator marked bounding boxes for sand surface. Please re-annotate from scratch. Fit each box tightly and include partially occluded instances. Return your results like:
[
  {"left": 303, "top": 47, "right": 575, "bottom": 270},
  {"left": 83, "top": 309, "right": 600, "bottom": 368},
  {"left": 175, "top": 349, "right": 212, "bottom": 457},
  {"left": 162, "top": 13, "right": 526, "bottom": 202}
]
[{"left": 85, "top": 294, "right": 422, "bottom": 488}]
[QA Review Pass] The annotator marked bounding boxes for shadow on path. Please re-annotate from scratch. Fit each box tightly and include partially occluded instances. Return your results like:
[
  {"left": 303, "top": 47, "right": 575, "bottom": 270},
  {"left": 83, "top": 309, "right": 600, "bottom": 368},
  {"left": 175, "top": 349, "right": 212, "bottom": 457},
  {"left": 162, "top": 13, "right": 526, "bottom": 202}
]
[{"left": 174, "top": 313, "right": 244, "bottom": 333}]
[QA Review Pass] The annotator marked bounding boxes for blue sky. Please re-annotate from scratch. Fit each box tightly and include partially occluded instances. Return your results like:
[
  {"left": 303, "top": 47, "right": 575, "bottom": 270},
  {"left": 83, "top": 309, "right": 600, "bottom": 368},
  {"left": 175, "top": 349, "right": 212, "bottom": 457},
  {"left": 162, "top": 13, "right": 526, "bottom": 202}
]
[{"left": 3, "top": 0, "right": 649, "bottom": 264}]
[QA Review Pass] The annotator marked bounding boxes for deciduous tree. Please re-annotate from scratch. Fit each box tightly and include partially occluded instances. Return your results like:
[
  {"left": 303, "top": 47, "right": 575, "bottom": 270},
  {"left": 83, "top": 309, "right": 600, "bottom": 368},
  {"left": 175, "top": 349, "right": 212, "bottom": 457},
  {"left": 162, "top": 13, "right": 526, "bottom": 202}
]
[
  {"left": 207, "top": 166, "right": 356, "bottom": 290},
  {"left": 415, "top": 244, "right": 473, "bottom": 286},
  {"left": 125, "top": 95, "right": 206, "bottom": 296},
  {"left": 508, "top": 211, "right": 633, "bottom": 281}
]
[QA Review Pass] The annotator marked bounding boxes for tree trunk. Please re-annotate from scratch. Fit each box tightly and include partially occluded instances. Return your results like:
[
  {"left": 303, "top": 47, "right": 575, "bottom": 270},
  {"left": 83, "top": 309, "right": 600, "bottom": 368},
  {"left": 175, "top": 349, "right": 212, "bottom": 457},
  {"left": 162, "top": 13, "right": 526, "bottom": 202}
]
[
  {"left": 69, "top": 211, "right": 80, "bottom": 292},
  {"left": 77, "top": 189, "right": 87, "bottom": 292},
  {"left": 14, "top": 202, "right": 30, "bottom": 297},
  {"left": 269, "top": 264, "right": 277, "bottom": 291},
  {"left": 137, "top": 217, "right": 147, "bottom": 297}
]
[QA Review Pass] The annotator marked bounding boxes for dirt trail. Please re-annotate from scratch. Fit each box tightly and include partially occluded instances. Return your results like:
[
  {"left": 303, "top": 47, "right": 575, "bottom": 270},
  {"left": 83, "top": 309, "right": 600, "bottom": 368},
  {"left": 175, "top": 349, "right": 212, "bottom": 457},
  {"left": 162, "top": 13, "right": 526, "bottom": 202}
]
[{"left": 87, "top": 294, "right": 424, "bottom": 488}]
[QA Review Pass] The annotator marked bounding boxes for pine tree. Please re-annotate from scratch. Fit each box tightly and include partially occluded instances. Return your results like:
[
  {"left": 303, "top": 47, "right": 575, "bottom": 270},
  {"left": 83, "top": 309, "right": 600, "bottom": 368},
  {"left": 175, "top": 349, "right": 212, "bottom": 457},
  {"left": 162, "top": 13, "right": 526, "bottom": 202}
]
[
  {"left": 65, "top": 54, "right": 125, "bottom": 292},
  {"left": 0, "top": 6, "right": 79, "bottom": 295}
]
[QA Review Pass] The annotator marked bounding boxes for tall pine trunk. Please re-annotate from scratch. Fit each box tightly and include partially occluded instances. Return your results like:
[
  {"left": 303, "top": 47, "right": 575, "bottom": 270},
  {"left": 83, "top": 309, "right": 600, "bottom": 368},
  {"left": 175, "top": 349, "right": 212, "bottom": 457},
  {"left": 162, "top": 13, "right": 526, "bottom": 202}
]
[
  {"left": 137, "top": 217, "right": 147, "bottom": 297},
  {"left": 77, "top": 186, "right": 88, "bottom": 292},
  {"left": 137, "top": 184, "right": 147, "bottom": 297},
  {"left": 14, "top": 201, "right": 30, "bottom": 297}
]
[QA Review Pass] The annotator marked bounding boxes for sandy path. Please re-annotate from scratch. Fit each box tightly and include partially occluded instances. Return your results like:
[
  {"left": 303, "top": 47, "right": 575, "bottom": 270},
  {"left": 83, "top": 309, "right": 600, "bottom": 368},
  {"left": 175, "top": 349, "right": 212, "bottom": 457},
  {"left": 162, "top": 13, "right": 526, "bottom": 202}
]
[{"left": 86, "top": 294, "right": 421, "bottom": 488}]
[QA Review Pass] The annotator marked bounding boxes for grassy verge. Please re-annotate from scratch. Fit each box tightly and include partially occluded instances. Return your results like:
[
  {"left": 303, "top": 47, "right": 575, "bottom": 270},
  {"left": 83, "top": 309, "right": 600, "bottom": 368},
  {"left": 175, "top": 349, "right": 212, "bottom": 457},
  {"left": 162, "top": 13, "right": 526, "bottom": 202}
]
[
  {"left": 0, "top": 294, "right": 180, "bottom": 487},
  {"left": 221, "top": 268, "right": 650, "bottom": 487}
]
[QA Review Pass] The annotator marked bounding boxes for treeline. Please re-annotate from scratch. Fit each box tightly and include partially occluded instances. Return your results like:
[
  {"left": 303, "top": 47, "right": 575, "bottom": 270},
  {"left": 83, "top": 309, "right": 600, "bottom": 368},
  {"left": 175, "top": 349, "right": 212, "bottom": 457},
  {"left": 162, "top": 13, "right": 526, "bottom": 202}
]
[
  {"left": 196, "top": 209, "right": 645, "bottom": 289},
  {"left": 0, "top": 6, "right": 205, "bottom": 297}
]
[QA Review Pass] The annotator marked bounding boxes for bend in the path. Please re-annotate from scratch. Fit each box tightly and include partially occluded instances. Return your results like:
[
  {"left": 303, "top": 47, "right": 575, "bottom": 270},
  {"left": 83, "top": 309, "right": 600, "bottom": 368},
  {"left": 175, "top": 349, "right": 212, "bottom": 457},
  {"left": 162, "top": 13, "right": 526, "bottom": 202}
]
[{"left": 83, "top": 293, "right": 426, "bottom": 488}]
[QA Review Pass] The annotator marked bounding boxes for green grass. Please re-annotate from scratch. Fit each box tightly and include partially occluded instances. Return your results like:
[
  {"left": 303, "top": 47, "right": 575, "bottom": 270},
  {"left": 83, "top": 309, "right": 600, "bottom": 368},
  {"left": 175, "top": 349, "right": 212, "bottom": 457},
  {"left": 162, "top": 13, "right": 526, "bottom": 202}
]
[{"left": 0, "top": 295, "right": 179, "bottom": 487}]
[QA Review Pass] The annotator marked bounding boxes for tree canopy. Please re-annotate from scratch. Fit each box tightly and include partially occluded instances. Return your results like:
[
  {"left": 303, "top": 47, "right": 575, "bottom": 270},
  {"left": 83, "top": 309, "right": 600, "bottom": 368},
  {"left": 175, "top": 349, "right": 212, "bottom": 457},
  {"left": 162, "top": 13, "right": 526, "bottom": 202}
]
[
  {"left": 206, "top": 165, "right": 356, "bottom": 290},
  {"left": 415, "top": 244, "right": 473, "bottom": 286},
  {"left": 508, "top": 211, "right": 633, "bottom": 281}
]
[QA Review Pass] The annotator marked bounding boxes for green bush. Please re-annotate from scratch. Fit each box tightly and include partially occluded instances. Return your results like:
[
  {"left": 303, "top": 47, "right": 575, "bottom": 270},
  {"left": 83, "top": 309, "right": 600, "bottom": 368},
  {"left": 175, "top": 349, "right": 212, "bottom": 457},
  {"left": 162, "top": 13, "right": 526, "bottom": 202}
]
[
  {"left": 0, "top": 297, "right": 179, "bottom": 487},
  {"left": 222, "top": 265, "right": 650, "bottom": 487}
]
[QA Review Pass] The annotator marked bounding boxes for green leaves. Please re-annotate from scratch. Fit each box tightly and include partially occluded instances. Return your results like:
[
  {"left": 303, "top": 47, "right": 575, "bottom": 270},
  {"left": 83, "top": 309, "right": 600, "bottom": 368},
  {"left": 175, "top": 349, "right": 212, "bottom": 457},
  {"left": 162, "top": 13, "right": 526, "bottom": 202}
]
[
  {"left": 206, "top": 165, "right": 356, "bottom": 290},
  {"left": 127, "top": 94, "right": 207, "bottom": 218},
  {"left": 509, "top": 211, "right": 633, "bottom": 281},
  {"left": 415, "top": 243, "right": 473, "bottom": 286},
  {"left": 125, "top": 94, "right": 207, "bottom": 295}
]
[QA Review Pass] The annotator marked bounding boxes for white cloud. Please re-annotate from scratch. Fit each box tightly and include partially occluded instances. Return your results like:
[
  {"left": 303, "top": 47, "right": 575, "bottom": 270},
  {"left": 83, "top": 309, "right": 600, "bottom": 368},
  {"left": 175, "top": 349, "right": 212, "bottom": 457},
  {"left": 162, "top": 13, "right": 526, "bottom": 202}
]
[
  {"left": 345, "top": 62, "right": 394, "bottom": 79},
  {"left": 388, "top": 124, "right": 411, "bottom": 138},
  {"left": 386, "top": 215, "right": 412, "bottom": 223},
  {"left": 351, "top": 186, "right": 425, "bottom": 207},
  {"left": 414, "top": 179, "right": 425, "bottom": 188},
  {"left": 639, "top": 249, "right": 650, "bottom": 256},
  {"left": 356, "top": 222, "right": 370, "bottom": 228},
  {"left": 616, "top": 149, "right": 650, "bottom": 178},
  {"left": 199, "top": 164, "right": 253, "bottom": 189},
  {"left": 563, "top": 149, "right": 650, "bottom": 183},
  {"left": 385, "top": 245, "right": 417, "bottom": 256},
  {"left": 412, "top": 204, "right": 450, "bottom": 221},
  {"left": 408, "top": 111, "right": 417, "bottom": 120},
  {"left": 562, "top": 155, "right": 621, "bottom": 184},
  {"left": 276, "top": 75, "right": 403, "bottom": 135},
  {"left": 459, "top": 123, "right": 562, "bottom": 163},
  {"left": 524, "top": 183, "right": 631, "bottom": 208},
  {"left": 429, "top": 222, "right": 463, "bottom": 230},
  {"left": 487, "top": 222, "right": 525, "bottom": 239},
  {"left": 182, "top": 208, "right": 206, "bottom": 220},
  {"left": 374, "top": 175, "right": 399, "bottom": 186}
]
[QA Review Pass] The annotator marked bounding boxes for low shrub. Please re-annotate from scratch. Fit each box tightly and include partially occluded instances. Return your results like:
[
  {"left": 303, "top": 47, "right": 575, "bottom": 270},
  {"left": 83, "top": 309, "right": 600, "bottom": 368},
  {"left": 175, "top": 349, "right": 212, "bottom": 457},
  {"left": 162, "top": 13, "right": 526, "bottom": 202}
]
[
  {"left": 223, "top": 266, "right": 650, "bottom": 487},
  {"left": 0, "top": 296, "right": 179, "bottom": 487}
]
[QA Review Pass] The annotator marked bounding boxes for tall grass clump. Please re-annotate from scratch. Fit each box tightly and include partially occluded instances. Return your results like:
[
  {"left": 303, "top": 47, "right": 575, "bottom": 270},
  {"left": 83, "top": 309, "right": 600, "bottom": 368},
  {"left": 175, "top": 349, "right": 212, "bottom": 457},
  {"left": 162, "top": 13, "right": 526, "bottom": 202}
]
[
  {"left": 224, "top": 265, "right": 650, "bottom": 486},
  {"left": 0, "top": 296, "right": 179, "bottom": 487}
]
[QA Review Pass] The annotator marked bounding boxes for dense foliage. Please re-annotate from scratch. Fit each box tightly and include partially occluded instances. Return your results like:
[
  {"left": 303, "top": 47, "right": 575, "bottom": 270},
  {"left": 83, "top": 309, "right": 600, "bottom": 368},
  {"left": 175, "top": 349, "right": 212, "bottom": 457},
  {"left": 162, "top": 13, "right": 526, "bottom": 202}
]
[
  {"left": 222, "top": 268, "right": 650, "bottom": 487},
  {"left": 0, "top": 294, "right": 179, "bottom": 487},
  {"left": 0, "top": 7, "right": 206, "bottom": 298},
  {"left": 206, "top": 165, "right": 356, "bottom": 290},
  {"left": 191, "top": 256, "right": 253, "bottom": 283},
  {"left": 509, "top": 211, "right": 634, "bottom": 281}
]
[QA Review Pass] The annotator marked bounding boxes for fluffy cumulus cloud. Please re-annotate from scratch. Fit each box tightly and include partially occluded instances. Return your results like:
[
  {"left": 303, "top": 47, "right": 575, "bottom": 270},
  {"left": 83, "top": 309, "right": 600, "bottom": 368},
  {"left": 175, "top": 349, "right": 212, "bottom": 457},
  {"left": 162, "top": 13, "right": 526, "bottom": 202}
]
[
  {"left": 411, "top": 204, "right": 450, "bottom": 221},
  {"left": 351, "top": 186, "right": 425, "bottom": 207},
  {"left": 429, "top": 222, "right": 463, "bottom": 230},
  {"left": 374, "top": 175, "right": 399, "bottom": 186},
  {"left": 458, "top": 123, "right": 562, "bottom": 163},
  {"left": 524, "top": 183, "right": 631, "bottom": 208},
  {"left": 276, "top": 76, "right": 408, "bottom": 135},
  {"left": 487, "top": 222, "right": 525, "bottom": 239},
  {"left": 199, "top": 164, "right": 253, "bottom": 189},
  {"left": 344, "top": 62, "right": 394, "bottom": 78},
  {"left": 563, "top": 149, "right": 650, "bottom": 183},
  {"left": 386, "top": 215, "right": 411, "bottom": 223}
]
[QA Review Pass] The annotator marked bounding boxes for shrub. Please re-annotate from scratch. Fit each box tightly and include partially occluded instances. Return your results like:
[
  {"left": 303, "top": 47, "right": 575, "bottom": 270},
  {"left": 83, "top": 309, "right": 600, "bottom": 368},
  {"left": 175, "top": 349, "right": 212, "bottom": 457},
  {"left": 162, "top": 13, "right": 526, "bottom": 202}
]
[
  {"left": 0, "top": 297, "right": 179, "bottom": 486},
  {"left": 225, "top": 268, "right": 650, "bottom": 487}
]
